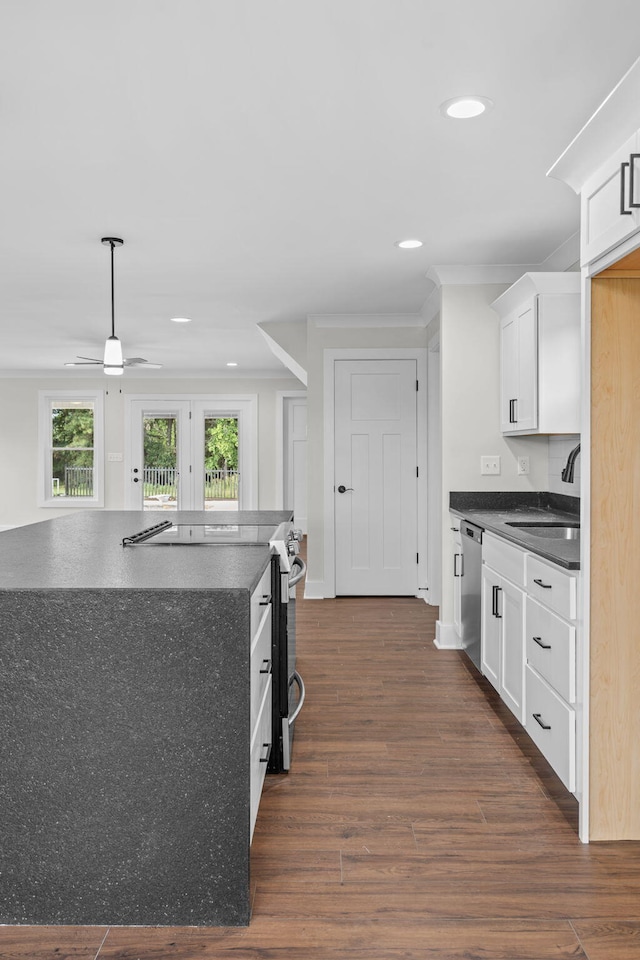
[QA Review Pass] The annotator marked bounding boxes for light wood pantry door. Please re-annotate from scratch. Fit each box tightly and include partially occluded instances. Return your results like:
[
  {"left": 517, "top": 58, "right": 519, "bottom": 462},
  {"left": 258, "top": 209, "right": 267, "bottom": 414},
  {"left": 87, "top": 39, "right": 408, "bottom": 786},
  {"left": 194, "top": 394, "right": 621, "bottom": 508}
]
[{"left": 334, "top": 359, "right": 418, "bottom": 596}]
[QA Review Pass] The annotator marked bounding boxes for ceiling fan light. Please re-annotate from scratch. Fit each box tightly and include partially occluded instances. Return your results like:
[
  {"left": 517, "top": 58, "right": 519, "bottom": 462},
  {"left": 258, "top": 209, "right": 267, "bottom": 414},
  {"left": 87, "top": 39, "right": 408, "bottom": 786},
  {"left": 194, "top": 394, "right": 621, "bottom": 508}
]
[
  {"left": 104, "top": 335, "right": 123, "bottom": 366},
  {"left": 104, "top": 364, "right": 124, "bottom": 376}
]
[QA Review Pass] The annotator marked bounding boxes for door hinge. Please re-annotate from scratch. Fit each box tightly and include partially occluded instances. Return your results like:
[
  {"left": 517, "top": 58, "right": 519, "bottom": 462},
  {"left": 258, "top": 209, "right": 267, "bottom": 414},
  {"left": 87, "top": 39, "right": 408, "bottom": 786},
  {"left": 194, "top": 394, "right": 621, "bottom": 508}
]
[
  {"left": 416, "top": 553, "right": 419, "bottom": 564},
  {"left": 416, "top": 466, "right": 419, "bottom": 477},
  {"left": 416, "top": 380, "right": 419, "bottom": 391},
  {"left": 189, "top": 410, "right": 192, "bottom": 419}
]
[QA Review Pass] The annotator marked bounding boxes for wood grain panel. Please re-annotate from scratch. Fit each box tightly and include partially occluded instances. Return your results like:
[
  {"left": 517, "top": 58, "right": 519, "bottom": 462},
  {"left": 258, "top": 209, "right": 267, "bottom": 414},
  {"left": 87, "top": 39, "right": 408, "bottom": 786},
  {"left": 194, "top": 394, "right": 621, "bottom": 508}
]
[{"left": 590, "top": 277, "right": 640, "bottom": 838}]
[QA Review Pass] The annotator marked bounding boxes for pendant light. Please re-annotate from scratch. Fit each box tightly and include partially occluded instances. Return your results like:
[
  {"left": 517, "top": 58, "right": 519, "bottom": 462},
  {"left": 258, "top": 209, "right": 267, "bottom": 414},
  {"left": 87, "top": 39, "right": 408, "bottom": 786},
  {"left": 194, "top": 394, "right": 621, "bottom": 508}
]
[{"left": 101, "top": 237, "right": 124, "bottom": 376}]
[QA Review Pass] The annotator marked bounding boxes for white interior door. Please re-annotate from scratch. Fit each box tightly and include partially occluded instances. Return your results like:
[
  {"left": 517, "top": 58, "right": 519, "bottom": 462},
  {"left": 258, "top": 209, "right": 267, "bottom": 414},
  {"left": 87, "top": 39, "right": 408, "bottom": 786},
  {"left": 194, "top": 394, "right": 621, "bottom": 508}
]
[
  {"left": 334, "top": 359, "right": 418, "bottom": 596},
  {"left": 284, "top": 397, "right": 307, "bottom": 533},
  {"left": 126, "top": 400, "right": 191, "bottom": 510}
]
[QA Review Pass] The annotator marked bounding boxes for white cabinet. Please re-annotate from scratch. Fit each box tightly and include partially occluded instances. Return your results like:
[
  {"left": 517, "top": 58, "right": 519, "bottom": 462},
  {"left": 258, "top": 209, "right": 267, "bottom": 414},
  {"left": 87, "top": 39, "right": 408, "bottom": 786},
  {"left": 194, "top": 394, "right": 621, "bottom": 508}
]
[
  {"left": 249, "top": 563, "right": 273, "bottom": 841},
  {"left": 492, "top": 273, "right": 581, "bottom": 436},
  {"left": 581, "top": 132, "right": 640, "bottom": 265},
  {"left": 450, "top": 516, "right": 462, "bottom": 639},
  {"left": 480, "top": 534, "right": 526, "bottom": 723},
  {"left": 523, "top": 555, "right": 578, "bottom": 793}
]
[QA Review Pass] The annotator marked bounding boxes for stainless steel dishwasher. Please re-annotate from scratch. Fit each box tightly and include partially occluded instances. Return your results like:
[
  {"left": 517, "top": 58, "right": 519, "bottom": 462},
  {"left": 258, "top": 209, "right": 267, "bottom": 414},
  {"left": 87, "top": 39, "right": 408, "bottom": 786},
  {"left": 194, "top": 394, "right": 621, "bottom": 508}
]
[{"left": 459, "top": 520, "right": 483, "bottom": 669}]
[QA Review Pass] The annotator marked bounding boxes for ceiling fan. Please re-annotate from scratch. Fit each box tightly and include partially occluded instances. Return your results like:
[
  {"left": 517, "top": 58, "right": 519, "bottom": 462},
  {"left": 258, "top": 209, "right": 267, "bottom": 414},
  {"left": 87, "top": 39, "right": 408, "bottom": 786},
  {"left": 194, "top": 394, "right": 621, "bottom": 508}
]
[{"left": 65, "top": 237, "right": 162, "bottom": 375}]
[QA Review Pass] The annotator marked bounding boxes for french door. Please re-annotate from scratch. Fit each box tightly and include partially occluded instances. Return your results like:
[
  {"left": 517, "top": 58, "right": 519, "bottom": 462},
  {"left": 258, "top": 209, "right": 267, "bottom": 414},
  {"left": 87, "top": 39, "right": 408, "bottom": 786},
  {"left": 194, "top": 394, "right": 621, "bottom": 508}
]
[{"left": 125, "top": 397, "right": 256, "bottom": 511}]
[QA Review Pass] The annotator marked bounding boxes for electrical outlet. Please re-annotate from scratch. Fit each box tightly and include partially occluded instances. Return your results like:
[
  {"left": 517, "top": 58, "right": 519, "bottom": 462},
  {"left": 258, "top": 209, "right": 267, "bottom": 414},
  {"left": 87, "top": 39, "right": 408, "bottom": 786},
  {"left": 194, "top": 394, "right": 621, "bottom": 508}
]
[
  {"left": 517, "top": 456, "right": 530, "bottom": 476},
  {"left": 481, "top": 456, "right": 501, "bottom": 476}
]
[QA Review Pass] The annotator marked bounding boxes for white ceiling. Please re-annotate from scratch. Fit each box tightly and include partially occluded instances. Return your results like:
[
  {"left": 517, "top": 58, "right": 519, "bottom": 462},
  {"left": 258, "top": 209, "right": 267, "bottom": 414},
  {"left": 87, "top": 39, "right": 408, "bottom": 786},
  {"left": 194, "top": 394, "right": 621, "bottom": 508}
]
[{"left": 2, "top": 1, "right": 640, "bottom": 377}]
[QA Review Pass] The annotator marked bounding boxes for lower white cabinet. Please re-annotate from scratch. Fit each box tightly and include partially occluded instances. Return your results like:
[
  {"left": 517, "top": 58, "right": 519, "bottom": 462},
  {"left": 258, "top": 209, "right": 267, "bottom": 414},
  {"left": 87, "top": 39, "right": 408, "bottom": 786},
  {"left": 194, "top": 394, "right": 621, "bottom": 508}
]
[
  {"left": 451, "top": 516, "right": 462, "bottom": 639},
  {"left": 481, "top": 554, "right": 525, "bottom": 723},
  {"left": 479, "top": 533, "right": 579, "bottom": 795},
  {"left": 249, "top": 564, "right": 273, "bottom": 840}
]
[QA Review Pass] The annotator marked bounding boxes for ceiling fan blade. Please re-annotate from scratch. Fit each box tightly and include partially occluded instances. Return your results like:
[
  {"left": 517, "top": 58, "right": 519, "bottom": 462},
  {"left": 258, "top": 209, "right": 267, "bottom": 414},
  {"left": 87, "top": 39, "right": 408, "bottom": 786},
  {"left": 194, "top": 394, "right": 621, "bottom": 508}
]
[
  {"left": 76, "top": 356, "right": 102, "bottom": 363},
  {"left": 65, "top": 360, "right": 103, "bottom": 366},
  {"left": 123, "top": 358, "right": 163, "bottom": 368}
]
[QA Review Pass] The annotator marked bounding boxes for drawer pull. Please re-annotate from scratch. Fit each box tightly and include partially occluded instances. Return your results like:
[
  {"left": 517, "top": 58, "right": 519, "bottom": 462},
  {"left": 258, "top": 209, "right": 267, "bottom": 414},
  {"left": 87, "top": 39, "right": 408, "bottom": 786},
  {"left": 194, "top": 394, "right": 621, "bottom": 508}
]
[
  {"left": 259, "top": 595, "right": 272, "bottom": 606},
  {"left": 509, "top": 398, "right": 517, "bottom": 423},
  {"left": 533, "top": 578, "right": 552, "bottom": 589},
  {"left": 450, "top": 526, "right": 460, "bottom": 532},
  {"left": 492, "top": 584, "right": 502, "bottom": 618},
  {"left": 259, "top": 658, "right": 272, "bottom": 674},
  {"left": 532, "top": 636, "right": 551, "bottom": 650},
  {"left": 532, "top": 712, "right": 551, "bottom": 730},
  {"left": 259, "top": 742, "right": 272, "bottom": 764}
]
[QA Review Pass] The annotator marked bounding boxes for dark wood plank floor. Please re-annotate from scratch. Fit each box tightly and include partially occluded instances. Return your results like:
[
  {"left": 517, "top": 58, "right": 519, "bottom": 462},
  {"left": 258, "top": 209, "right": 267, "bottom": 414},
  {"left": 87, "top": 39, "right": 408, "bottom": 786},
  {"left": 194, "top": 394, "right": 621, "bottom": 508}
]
[{"left": 3, "top": 554, "right": 640, "bottom": 959}]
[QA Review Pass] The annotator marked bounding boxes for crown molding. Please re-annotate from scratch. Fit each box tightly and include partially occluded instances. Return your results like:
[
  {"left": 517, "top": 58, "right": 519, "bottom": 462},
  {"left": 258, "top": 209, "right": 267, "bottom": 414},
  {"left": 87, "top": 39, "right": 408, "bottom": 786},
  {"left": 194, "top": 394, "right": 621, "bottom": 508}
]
[{"left": 308, "top": 313, "right": 425, "bottom": 328}]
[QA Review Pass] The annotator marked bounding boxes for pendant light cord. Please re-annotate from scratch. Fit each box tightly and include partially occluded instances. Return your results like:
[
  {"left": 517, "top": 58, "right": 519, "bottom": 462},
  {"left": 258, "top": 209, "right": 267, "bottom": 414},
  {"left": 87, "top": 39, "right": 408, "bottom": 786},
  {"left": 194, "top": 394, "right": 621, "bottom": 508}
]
[{"left": 110, "top": 239, "right": 115, "bottom": 339}]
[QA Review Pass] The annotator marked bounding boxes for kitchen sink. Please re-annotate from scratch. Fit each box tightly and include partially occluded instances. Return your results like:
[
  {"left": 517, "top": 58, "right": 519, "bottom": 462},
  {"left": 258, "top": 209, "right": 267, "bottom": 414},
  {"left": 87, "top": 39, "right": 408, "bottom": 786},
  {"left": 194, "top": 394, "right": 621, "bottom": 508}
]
[{"left": 506, "top": 522, "right": 580, "bottom": 540}]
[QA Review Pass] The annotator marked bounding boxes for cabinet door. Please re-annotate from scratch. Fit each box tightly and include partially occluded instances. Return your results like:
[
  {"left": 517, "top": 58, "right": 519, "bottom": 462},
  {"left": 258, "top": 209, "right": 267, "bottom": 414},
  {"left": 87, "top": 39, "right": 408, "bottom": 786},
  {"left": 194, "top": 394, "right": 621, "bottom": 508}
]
[
  {"left": 500, "top": 313, "right": 519, "bottom": 432},
  {"left": 581, "top": 132, "right": 640, "bottom": 265},
  {"left": 500, "top": 579, "right": 525, "bottom": 722},
  {"left": 451, "top": 520, "right": 462, "bottom": 638},
  {"left": 481, "top": 566, "right": 501, "bottom": 692},
  {"left": 514, "top": 301, "right": 538, "bottom": 432}
]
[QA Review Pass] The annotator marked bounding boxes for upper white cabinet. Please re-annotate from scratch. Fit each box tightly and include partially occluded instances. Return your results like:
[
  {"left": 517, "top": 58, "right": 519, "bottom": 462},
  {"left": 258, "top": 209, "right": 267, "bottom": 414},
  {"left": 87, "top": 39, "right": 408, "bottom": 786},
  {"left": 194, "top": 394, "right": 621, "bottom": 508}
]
[
  {"left": 492, "top": 273, "right": 581, "bottom": 436},
  {"left": 581, "top": 133, "right": 640, "bottom": 265}
]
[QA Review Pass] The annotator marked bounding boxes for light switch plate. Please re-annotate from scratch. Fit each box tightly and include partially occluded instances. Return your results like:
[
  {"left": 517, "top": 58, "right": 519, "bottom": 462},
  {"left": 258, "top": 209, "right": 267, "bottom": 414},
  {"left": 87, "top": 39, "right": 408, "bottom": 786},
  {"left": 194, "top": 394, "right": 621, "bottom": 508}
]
[
  {"left": 481, "top": 455, "right": 501, "bottom": 476},
  {"left": 108, "top": 452, "right": 123, "bottom": 462}
]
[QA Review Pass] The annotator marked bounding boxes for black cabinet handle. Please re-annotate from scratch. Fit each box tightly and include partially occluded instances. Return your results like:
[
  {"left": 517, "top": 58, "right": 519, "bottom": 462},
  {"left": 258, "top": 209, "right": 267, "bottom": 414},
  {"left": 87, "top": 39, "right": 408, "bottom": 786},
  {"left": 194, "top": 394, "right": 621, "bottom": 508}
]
[
  {"left": 532, "top": 636, "right": 551, "bottom": 650},
  {"left": 509, "top": 398, "right": 517, "bottom": 423},
  {"left": 492, "top": 584, "right": 502, "bottom": 618},
  {"left": 259, "top": 595, "right": 271, "bottom": 606},
  {"left": 532, "top": 713, "right": 551, "bottom": 731},
  {"left": 259, "top": 658, "right": 272, "bottom": 674},
  {"left": 629, "top": 153, "right": 640, "bottom": 209},
  {"left": 453, "top": 553, "right": 463, "bottom": 577},
  {"left": 260, "top": 742, "right": 272, "bottom": 764},
  {"left": 620, "top": 160, "right": 632, "bottom": 215},
  {"left": 533, "top": 578, "right": 552, "bottom": 589}
]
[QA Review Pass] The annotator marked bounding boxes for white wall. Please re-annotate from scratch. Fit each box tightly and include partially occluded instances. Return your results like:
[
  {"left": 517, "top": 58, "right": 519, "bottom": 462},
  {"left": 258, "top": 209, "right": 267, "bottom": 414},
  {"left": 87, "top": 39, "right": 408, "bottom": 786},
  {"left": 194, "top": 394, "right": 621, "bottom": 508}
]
[
  {"left": 439, "top": 284, "right": 551, "bottom": 625},
  {"left": 0, "top": 374, "right": 301, "bottom": 527}
]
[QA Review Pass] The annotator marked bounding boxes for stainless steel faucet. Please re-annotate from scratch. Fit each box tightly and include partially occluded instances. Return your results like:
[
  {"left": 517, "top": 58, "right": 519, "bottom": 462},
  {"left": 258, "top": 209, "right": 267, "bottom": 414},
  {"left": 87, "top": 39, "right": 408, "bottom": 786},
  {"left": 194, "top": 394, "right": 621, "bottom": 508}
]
[{"left": 561, "top": 442, "right": 581, "bottom": 483}]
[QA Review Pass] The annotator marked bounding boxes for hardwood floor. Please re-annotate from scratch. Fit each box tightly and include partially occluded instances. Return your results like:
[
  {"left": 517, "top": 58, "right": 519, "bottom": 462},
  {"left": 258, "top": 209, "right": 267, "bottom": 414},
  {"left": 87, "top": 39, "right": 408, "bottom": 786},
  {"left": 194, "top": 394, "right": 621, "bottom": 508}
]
[{"left": 2, "top": 568, "right": 640, "bottom": 959}]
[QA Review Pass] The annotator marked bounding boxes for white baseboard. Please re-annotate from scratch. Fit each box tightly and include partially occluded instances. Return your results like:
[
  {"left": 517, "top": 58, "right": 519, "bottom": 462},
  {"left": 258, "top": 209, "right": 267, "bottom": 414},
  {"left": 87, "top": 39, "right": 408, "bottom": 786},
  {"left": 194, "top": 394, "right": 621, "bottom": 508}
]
[
  {"left": 303, "top": 579, "right": 327, "bottom": 600},
  {"left": 434, "top": 620, "right": 464, "bottom": 650}
]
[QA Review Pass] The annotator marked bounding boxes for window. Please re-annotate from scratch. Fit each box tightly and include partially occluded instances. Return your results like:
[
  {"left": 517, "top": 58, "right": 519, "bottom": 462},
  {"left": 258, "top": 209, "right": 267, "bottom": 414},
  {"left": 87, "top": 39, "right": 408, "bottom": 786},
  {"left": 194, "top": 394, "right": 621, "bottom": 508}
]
[{"left": 38, "top": 391, "right": 104, "bottom": 508}]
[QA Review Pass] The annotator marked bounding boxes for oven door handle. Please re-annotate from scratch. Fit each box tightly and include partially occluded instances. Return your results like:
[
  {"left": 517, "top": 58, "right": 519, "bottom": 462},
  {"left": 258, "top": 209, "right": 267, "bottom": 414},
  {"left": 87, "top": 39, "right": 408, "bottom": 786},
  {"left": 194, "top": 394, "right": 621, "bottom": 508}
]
[
  {"left": 288, "top": 670, "right": 306, "bottom": 726},
  {"left": 288, "top": 556, "right": 307, "bottom": 588}
]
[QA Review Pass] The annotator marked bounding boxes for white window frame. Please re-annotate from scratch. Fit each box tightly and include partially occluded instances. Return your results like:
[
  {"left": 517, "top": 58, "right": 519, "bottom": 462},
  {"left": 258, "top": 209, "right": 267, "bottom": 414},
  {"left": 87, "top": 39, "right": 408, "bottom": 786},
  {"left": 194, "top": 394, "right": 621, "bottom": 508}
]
[{"left": 38, "top": 390, "right": 105, "bottom": 509}]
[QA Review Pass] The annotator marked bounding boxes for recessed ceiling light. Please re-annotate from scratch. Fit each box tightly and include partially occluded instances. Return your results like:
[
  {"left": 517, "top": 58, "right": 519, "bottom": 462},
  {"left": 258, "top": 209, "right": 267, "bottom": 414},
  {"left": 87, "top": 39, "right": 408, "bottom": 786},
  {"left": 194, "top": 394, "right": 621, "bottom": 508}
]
[
  {"left": 395, "top": 239, "right": 423, "bottom": 249},
  {"left": 226, "top": 361, "right": 238, "bottom": 367},
  {"left": 440, "top": 96, "right": 493, "bottom": 119},
  {"left": 170, "top": 316, "right": 193, "bottom": 323}
]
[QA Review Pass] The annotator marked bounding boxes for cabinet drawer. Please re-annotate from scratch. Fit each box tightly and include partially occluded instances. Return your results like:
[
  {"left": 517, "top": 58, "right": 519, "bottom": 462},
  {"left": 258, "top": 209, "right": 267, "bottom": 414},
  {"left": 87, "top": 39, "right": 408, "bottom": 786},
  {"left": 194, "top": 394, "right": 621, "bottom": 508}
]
[
  {"left": 526, "top": 555, "right": 577, "bottom": 620},
  {"left": 250, "top": 606, "right": 272, "bottom": 726},
  {"left": 525, "top": 665, "right": 575, "bottom": 792},
  {"left": 526, "top": 597, "right": 575, "bottom": 703},
  {"left": 250, "top": 563, "right": 272, "bottom": 640},
  {"left": 483, "top": 533, "right": 525, "bottom": 586},
  {"left": 250, "top": 676, "right": 272, "bottom": 841}
]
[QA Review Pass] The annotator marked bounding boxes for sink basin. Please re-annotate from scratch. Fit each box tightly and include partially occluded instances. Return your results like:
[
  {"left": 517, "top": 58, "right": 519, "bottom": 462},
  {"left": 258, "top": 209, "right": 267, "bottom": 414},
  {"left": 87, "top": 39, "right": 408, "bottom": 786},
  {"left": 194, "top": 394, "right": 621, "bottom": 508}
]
[{"left": 506, "top": 522, "right": 580, "bottom": 540}]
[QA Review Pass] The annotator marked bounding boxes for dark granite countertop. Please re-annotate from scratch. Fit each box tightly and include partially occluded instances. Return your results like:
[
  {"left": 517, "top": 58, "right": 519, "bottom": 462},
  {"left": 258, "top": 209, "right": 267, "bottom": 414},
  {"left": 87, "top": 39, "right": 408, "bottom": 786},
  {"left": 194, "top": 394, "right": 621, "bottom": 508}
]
[
  {"left": 0, "top": 510, "right": 293, "bottom": 591},
  {"left": 449, "top": 492, "right": 580, "bottom": 571}
]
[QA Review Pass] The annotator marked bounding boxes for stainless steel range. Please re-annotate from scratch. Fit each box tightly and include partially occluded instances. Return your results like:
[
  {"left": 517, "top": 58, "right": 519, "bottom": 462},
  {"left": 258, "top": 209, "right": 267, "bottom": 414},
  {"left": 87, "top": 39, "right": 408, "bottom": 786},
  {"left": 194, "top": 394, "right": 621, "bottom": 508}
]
[{"left": 123, "top": 518, "right": 306, "bottom": 773}]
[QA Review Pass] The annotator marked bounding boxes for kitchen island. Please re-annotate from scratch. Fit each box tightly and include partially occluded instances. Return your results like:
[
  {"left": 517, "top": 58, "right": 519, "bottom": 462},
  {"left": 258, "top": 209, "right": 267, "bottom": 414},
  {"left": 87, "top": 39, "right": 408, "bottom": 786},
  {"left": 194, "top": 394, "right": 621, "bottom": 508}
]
[{"left": 0, "top": 509, "right": 291, "bottom": 926}]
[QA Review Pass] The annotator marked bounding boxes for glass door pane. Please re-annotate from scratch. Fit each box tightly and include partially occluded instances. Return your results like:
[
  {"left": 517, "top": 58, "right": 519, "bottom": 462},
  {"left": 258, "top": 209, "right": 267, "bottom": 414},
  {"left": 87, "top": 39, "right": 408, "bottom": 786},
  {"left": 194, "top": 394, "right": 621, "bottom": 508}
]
[
  {"left": 143, "top": 415, "right": 179, "bottom": 511},
  {"left": 203, "top": 417, "right": 239, "bottom": 511}
]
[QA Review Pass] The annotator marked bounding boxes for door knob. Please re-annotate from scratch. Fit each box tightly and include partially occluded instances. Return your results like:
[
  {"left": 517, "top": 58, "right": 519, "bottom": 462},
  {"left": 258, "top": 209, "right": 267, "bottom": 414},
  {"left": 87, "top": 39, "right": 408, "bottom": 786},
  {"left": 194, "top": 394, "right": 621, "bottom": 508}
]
[{"left": 337, "top": 485, "right": 354, "bottom": 493}]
